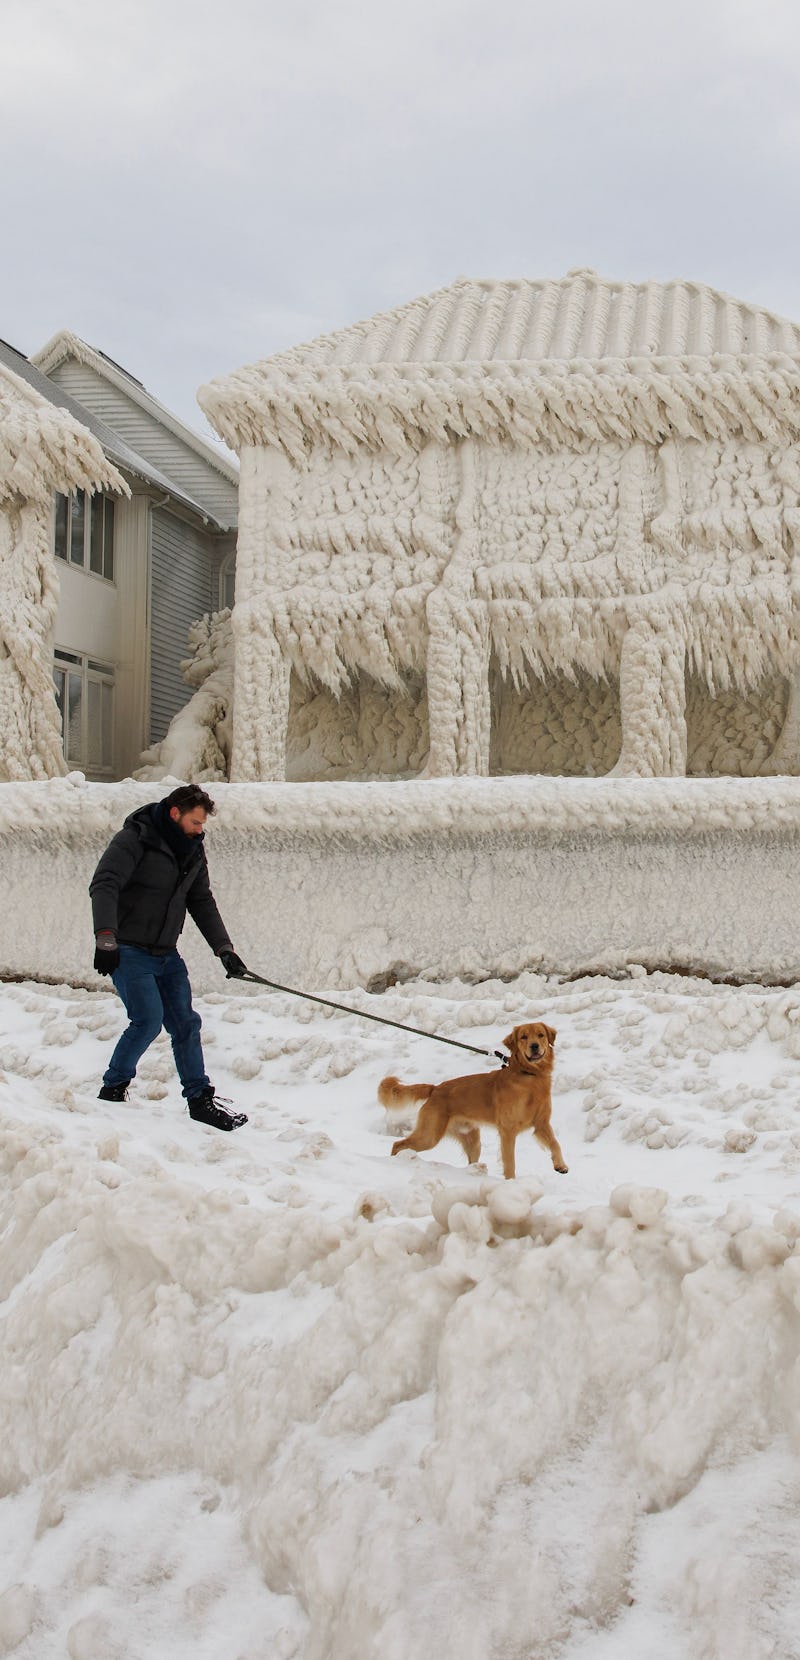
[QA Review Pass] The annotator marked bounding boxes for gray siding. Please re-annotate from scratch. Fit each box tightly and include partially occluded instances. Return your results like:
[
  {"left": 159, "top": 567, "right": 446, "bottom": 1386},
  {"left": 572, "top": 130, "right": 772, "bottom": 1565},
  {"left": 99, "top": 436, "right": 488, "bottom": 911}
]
[
  {"left": 48, "top": 361, "right": 239, "bottom": 529},
  {"left": 150, "top": 509, "right": 215, "bottom": 744}
]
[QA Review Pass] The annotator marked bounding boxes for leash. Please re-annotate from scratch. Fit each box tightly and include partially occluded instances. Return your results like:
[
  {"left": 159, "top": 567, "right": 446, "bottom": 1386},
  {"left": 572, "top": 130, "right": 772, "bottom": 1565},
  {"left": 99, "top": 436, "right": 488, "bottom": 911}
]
[{"left": 239, "top": 970, "right": 510, "bottom": 1065}]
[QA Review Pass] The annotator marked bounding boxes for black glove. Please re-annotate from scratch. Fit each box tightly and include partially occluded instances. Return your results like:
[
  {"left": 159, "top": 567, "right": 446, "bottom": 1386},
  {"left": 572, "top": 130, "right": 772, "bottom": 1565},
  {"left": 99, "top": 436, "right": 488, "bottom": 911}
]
[
  {"left": 94, "top": 930, "right": 120, "bottom": 975},
  {"left": 219, "top": 949, "right": 248, "bottom": 979}
]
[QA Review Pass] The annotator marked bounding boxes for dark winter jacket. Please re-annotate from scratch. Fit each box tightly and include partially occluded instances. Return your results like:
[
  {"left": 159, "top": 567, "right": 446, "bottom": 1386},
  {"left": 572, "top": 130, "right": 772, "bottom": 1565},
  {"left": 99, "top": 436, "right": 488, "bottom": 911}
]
[{"left": 89, "top": 804, "right": 233, "bottom": 956}]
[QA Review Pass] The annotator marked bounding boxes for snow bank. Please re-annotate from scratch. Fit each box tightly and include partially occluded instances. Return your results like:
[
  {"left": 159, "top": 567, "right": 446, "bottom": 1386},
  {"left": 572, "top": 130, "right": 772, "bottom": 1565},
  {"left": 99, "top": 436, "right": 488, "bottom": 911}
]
[
  {"left": 3, "top": 1105, "right": 800, "bottom": 1658},
  {"left": 5, "top": 962, "right": 800, "bottom": 1656},
  {"left": 4, "top": 774, "right": 800, "bottom": 989}
]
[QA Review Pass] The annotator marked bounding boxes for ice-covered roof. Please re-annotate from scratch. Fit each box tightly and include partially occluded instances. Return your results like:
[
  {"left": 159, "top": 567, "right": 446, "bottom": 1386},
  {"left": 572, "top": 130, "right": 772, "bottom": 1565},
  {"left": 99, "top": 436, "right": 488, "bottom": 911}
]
[
  {"left": 0, "top": 357, "right": 126, "bottom": 507},
  {"left": 258, "top": 272, "right": 800, "bottom": 370},
  {"left": 0, "top": 340, "right": 220, "bottom": 523},
  {"left": 199, "top": 272, "right": 800, "bottom": 459},
  {"left": 34, "top": 331, "right": 239, "bottom": 487}
]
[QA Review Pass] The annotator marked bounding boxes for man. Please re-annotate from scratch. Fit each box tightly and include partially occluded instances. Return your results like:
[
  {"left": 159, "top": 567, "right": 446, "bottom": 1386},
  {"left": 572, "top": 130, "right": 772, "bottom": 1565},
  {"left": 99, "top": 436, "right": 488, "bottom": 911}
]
[{"left": 90, "top": 783, "right": 249, "bottom": 1131}]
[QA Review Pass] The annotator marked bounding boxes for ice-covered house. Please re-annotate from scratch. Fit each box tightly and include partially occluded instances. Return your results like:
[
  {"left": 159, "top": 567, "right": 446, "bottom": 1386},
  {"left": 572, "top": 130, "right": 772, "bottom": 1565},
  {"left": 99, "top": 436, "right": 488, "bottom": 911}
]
[
  {"left": 0, "top": 359, "right": 125, "bottom": 781},
  {"left": 198, "top": 270, "right": 800, "bottom": 782},
  {"left": 0, "top": 335, "right": 239, "bottom": 781}
]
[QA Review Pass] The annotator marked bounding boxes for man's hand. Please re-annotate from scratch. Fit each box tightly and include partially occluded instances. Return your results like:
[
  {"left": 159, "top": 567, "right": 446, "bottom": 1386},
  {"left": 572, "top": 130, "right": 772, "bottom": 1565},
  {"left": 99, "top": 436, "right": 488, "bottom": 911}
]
[
  {"left": 94, "top": 931, "right": 120, "bottom": 975},
  {"left": 219, "top": 950, "right": 248, "bottom": 979}
]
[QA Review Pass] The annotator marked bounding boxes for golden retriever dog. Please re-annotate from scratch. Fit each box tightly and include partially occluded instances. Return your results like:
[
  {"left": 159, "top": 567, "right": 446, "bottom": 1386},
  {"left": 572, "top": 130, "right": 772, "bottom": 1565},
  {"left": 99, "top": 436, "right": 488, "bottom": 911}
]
[{"left": 380, "top": 1022, "right": 567, "bottom": 1180}]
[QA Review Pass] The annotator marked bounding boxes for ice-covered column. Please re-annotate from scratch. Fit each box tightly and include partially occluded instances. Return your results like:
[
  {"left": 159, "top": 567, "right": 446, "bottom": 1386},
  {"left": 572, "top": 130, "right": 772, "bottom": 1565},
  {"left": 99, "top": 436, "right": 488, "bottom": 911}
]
[
  {"left": 230, "top": 445, "right": 294, "bottom": 782},
  {"left": 425, "top": 591, "right": 491, "bottom": 775},
  {"left": 0, "top": 499, "right": 66, "bottom": 781},
  {"left": 610, "top": 606, "right": 687, "bottom": 776},
  {"left": 425, "top": 438, "right": 491, "bottom": 776}
]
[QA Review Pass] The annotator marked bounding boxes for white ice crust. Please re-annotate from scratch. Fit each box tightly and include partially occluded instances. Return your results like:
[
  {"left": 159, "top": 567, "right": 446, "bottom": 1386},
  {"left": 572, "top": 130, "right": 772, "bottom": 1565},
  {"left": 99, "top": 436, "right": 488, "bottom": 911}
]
[
  {"left": 0, "top": 364, "right": 126, "bottom": 783},
  {"left": 136, "top": 611, "right": 234, "bottom": 783}
]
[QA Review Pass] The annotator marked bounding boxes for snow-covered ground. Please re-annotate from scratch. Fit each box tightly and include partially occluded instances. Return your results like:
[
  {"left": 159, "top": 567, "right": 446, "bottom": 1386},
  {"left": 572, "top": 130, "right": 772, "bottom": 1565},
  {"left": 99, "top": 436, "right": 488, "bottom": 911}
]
[{"left": 3, "top": 966, "right": 800, "bottom": 1658}]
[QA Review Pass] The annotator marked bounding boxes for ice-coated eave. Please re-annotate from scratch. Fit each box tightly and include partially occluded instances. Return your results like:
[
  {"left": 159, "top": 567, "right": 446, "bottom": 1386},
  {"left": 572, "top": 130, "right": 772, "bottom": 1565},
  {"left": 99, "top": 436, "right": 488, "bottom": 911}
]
[
  {"left": 1, "top": 340, "right": 229, "bottom": 528},
  {"left": 198, "top": 350, "right": 800, "bottom": 461},
  {"left": 0, "top": 363, "right": 128, "bottom": 506},
  {"left": 198, "top": 270, "right": 800, "bottom": 456}
]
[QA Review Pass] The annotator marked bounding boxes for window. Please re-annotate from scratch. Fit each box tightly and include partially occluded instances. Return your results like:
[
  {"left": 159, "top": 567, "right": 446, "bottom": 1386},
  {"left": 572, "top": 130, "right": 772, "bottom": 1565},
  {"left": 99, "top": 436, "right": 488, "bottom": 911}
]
[
  {"left": 54, "top": 490, "right": 115, "bottom": 581},
  {"left": 53, "top": 651, "right": 115, "bottom": 773},
  {"left": 218, "top": 550, "right": 236, "bottom": 611}
]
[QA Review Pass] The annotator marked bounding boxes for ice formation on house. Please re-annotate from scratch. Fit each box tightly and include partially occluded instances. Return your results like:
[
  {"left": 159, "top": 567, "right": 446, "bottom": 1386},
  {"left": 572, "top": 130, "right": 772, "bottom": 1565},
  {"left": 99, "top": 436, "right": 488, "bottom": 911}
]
[
  {"left": 136, "top": 610, "right": 234, "bottom": 783},
  {"left": 193, "top": 270, "right": 800, "bottom": 783},
  {"left": 0, "top": 364, "right": 126, "bottom": 782}
]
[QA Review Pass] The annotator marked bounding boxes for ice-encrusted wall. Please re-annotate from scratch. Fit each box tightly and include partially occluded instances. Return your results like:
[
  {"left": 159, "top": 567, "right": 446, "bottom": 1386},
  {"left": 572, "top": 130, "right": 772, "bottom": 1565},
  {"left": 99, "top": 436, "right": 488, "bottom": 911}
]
[
  {"left": 478, "top": 440, "right": 621, "bottom": 599},
  {"left": 141, "top": 616, "right": 793, "bottom": 784},
  {"left": 490, "top": 672, "right": 621, "bottom": 777},
  {"left": 286, "top": 671, "right": 429, "bottom": 782},
  {"left": 491, "top": 671, "right": 791, "bottom": 779},
  {"left": 687, "top": 677, "right": 789, "bottom": 776},
  {"left": 143, "top": 429, "right": 800, "bottom": 786},
  {"left": 217, "top": 426, "right": 800, "bottom": 783}
]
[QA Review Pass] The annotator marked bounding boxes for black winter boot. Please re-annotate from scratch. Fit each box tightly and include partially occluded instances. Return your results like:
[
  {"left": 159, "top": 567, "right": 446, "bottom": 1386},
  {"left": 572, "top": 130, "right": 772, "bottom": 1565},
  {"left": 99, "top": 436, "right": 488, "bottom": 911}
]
[
  {"left": 98, "top": 1081, "right": 130, "bottom": 1101},
  {"left": 187, "top": 1087, "right": 248, "bottom": 1131}
]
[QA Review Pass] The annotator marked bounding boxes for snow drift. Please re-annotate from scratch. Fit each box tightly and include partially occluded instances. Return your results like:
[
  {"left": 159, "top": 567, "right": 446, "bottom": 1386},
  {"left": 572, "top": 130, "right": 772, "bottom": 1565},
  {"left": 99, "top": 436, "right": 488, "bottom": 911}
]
[{"left": 5, "top": 1144, "right": 800, "bottom": 1660}]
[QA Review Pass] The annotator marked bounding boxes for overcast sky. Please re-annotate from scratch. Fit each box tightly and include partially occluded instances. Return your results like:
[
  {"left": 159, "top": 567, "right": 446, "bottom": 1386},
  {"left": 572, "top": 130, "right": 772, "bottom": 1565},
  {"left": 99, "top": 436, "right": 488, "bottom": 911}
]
[{"left": 3, "top": 0, "right": 800, "bottom": 446}]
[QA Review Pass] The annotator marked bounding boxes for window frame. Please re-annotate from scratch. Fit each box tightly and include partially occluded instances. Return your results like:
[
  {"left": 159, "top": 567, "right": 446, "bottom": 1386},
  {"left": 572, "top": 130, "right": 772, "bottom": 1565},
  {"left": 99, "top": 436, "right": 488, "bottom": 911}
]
[
  {"left": 53, "top": 649, "right": 116, "bottom": 775},
  {"left": 53, "top": 489, "right": 116, "bottom": 583},
  {"left": 218, "top": 549, "right": 236, "bottom": 611}
]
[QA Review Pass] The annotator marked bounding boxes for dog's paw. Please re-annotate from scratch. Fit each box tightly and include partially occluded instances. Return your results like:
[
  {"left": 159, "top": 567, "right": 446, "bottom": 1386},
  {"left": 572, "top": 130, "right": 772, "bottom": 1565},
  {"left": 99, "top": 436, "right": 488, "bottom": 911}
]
[{"left": 555, "top": 1163, "right": 569, "bottom": 1175}]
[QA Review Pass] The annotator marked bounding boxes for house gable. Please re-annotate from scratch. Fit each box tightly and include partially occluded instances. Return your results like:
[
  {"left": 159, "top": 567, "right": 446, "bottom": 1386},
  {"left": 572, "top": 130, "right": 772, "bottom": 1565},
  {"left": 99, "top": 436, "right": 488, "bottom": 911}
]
[{"left": 34, "top": 333, "right": 239, "bottom": 531}]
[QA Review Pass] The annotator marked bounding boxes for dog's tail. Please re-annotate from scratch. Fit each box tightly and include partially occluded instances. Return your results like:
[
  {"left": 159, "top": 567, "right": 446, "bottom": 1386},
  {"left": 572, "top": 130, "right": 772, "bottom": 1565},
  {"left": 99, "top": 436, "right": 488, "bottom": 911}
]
[{"left": 378, "top": 1076, "right": 434, "bottom": 1111}]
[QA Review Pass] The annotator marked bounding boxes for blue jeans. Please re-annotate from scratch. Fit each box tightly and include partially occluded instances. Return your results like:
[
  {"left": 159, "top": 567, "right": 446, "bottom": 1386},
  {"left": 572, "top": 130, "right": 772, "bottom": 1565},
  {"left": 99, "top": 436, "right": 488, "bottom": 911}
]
[{"left": 104, "top": 945, "right": 210, "bottom": 1099}]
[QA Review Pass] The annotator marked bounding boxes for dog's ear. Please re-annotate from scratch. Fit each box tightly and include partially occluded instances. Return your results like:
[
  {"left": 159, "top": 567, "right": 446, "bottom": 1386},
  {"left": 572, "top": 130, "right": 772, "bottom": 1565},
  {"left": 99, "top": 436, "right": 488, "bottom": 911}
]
[
  {"left": 502, "top": 1029, "right": 518, "bottom": 1054},
  {"left": 544, "top": 1024, "right": 557, "bottom": 1048}
]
